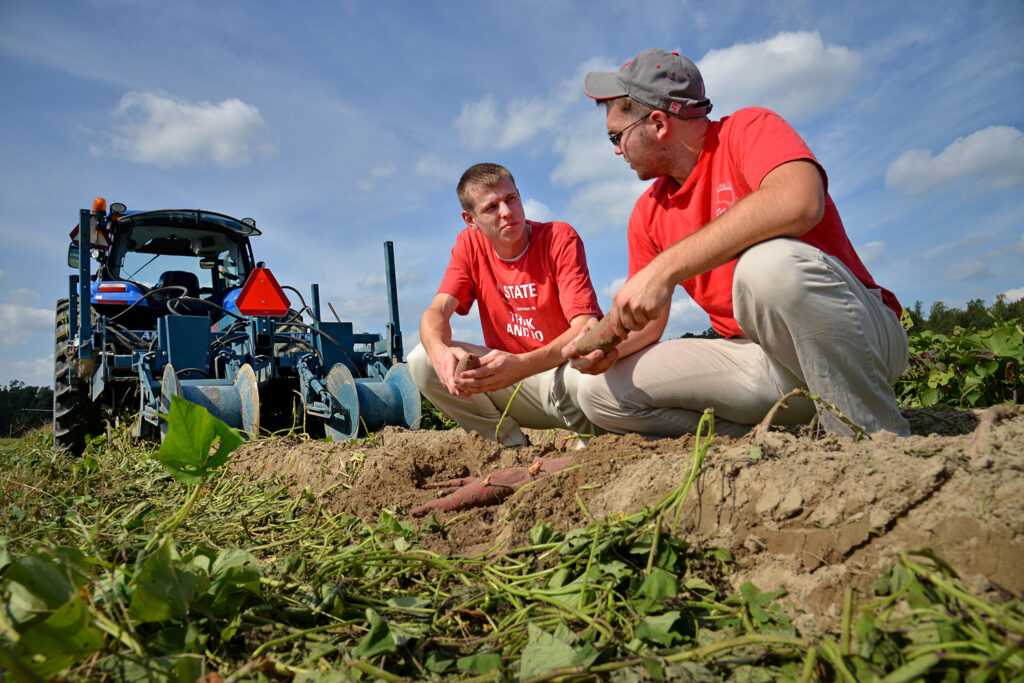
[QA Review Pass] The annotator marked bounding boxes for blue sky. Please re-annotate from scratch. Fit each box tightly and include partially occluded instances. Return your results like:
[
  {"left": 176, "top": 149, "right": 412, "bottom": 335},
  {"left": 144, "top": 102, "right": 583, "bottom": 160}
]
[{"left": 1, "top": 0, "right": 1022, "bottom": 387}]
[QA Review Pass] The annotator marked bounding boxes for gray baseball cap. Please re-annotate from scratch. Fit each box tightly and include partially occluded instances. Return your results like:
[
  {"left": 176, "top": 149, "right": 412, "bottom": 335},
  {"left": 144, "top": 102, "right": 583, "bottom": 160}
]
[{"left": 584, "top": 48, "right": 712, "bottom": 119}]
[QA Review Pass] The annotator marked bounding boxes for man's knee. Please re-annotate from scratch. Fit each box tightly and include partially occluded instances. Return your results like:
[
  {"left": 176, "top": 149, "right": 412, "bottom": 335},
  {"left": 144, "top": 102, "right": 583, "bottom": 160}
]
[
  {"left": 575, "top": 372, "right": 618, "bottom": 430},
  {"left": 734, "top": 239, "right": 808, "bottom": 304}
]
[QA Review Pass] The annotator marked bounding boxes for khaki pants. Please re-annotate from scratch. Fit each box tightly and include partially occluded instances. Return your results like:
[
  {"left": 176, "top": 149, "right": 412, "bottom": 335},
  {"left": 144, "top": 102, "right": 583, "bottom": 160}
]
[
  {"left": 407, "top": 343, "right": 602, "bottom": 447},
  {"left": 577, "top": 238, "right": 910, "bottom": 438}
]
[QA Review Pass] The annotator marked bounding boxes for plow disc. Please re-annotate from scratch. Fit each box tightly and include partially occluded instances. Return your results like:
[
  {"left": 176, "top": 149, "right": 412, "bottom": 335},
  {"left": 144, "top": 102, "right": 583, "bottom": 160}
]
[
  {"left": 160, "top": 363, "right": 261, "bottom": 439},
  {"left": 324, "top": 363, "right": 420, "bottom": 441}
]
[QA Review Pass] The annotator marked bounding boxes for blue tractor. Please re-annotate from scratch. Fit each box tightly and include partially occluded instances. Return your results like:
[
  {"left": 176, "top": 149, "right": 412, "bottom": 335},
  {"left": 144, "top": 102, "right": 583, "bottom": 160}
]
[{"left": 54, "top": 198, "right": 420, "bottom": 455}]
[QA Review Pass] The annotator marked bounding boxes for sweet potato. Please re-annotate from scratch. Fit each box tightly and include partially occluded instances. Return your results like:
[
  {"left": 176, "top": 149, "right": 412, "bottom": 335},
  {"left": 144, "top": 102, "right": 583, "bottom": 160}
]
[
  {"left": 455, "top": 353, "right": 481, "bottom": 376},
  {"left": 411, "top": 456, "right": 573, "bottom": 516},
  {"left": 575, "top": 316, "right": 621, "bottom": 355}
]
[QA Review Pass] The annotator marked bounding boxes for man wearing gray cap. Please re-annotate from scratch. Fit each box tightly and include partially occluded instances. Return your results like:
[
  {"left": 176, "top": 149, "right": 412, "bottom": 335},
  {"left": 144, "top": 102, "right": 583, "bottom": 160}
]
[{"left": 566, "top": 48, "right": 910, "bottom": 437}]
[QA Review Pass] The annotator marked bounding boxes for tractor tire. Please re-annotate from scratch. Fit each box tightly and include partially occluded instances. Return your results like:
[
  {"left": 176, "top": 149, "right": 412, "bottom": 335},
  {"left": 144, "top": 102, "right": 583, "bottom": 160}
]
[{"left": 53, "top": 298, "right": 95, "bottom": 455}]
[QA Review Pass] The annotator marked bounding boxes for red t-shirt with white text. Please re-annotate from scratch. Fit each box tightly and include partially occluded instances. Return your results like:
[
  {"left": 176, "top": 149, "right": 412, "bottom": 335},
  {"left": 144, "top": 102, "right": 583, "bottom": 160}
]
[
  {"left": 439, "top": 220, "right": 602, "bottom": 354},
  {"left": 628, "top": 107, "right": 902, "bottom": 338}
]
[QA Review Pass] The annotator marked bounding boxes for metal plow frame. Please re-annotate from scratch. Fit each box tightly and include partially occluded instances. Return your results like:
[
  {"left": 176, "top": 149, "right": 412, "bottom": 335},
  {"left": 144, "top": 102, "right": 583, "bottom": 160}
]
[{"left": 128, "top": 242, "right": 419, "bottom": 444}]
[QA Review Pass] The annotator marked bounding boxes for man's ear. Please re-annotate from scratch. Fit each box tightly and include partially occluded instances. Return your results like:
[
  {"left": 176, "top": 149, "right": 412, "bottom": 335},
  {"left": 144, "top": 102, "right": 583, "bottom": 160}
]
[
  {"left": 462, "top": 210, "right": 478, "bottom": 229},
  {"left": 649, "top": 110, "right": 672, "bottom": 139}
]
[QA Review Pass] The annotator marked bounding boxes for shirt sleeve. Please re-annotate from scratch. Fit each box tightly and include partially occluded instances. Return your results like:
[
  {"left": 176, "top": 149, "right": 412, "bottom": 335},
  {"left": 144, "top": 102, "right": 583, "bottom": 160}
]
[
  {"left": 437, "top": 230, "right": 477, "bottom": 316},
  {"left": 627, "top": 188, "right": 662, "bottom": 278},
  {"left": 550, "top": 224, "right": 603, "bottom": 321},
  {"left": 726, "top": 107, "right": 828, "bottom": 193}
]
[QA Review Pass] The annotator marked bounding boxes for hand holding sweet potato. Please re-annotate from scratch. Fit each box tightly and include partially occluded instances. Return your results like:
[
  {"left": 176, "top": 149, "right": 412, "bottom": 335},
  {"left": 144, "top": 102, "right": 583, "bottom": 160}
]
[
  {"left": 575, "top": 316, "right": 622, "bottom": 355},
  {"left": 455, "top": 353, "right": 481, "bottom": 375}
]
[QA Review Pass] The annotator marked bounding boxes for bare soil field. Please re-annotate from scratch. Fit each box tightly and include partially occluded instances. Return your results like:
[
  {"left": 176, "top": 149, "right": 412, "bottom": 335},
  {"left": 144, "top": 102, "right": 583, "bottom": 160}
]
[{"left": 226, "top": 406, "right": 1024, "bottom": 633}]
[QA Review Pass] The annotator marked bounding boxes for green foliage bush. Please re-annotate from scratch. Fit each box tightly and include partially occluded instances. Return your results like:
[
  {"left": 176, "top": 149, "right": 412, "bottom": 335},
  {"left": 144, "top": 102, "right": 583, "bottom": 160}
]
[{"left": 897, "top": 316, "right": 1023, "bottom": 408}]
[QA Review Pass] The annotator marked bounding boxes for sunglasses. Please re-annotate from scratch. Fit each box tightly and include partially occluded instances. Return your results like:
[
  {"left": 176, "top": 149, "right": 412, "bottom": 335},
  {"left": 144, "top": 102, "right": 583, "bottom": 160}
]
[{"left": 608, "top": 112, "right": 651, "bottom": 146}]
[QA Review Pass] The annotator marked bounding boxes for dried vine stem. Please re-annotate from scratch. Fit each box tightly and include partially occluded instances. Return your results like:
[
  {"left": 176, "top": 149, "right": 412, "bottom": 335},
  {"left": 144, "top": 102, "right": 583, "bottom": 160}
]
[{"left": 751, "top": 388, "right": 870, "bottom": 444}]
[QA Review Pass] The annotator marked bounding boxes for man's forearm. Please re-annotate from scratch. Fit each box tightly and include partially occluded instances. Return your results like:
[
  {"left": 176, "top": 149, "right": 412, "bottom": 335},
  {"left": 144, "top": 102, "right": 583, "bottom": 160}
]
[
  {"left": 420, "top": 307, "right": 454, "bottom": 357},
  {"left": 658, "top": 160, "right": 825, "bottom": 286},
  {"left": 619, "top": 313, "right": 666, "bottom": 357}
]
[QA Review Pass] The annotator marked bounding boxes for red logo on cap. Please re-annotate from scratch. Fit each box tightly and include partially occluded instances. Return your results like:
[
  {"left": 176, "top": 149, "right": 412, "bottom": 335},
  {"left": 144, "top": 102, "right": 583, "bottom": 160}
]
[{"left": 669, "top": 102, "right": 682, "bottom": 114}]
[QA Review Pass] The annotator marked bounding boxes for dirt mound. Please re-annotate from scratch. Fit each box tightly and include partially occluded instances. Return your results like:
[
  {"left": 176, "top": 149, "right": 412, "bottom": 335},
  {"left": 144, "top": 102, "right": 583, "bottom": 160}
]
[{"left": 226, "top": 407, "right": 1024, "bottom": 632}]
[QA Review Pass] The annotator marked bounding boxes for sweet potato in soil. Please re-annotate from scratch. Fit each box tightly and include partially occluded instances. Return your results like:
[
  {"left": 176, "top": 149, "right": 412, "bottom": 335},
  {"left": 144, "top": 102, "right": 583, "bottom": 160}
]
[
  {"left": 411, "top": 456, "right": 573, "bottom": 516},
  {"left": 575, "top": 316, "right": 621, "bottom": 354},
  {"left": 227, "top": 406, "right": 1024, "bottom": 634}
]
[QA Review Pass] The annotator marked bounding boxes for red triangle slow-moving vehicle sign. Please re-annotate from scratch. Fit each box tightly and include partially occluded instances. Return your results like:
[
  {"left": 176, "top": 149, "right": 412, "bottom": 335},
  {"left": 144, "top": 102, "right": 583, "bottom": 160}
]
[
  {"left": 69, "top": 224, "right": 111, "bottom": 248},
  {"left": 236, "top": 268, "right": 291, "bottom": 317}
]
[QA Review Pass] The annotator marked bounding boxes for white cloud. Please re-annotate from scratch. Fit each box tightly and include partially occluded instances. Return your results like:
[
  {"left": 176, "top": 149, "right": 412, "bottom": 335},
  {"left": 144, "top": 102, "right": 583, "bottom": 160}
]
[
  {"left": 9, "top": 287, "right": 39, "bottom": 304},
  {"left": 415, "top": 154, "right": 460, "bottom": 182},
  {"left": 324, "top": 292, "right": 389, "bottom": 323},
  {"left": 550, "top": 129, "right": 621, "bottom": 187},
  {"left": 358, "top": 271, "right": 385, "bottom": 290},
  {"left": 5, "top": 356, "right": 53, "bottom": 386},
  {"left": 1002, "top": 287, "right": 1024, "bottom": 303},
  {"left": 450, "top": 306, "right": 482, "bottom": 345},
  {"left": 943, "top": 259, "right": 989, "bottom": 282},
  {"left": 98, "top": 92, "right": 276, "bottom": 167},
  {"left": 356, "top": 163, "right": 397, "bottom": 192},
  {"left": 456, "top": 94, "right": 566, "bottom": 150},
  {"left": 565, "top": 179, "right": 648, "bottom": 235},
  {"left": 523, "top": 198, "right": 551, "bottom": 222},
  {"left": 920, "top": 234, "right": 990, "bottom": 261},
  {"left": 0, "top": 303, "right": 54, "bottom": 346},
  {"left": 665, "top": 294, "right": 710, "bottom": 337},
  {"left": 698, "top": 31, "right": 863, "bottom": 122},
  {"left": 454, "top": 61, "right": 589, "bottom": 152},
  {"left": 885, "top": 126, "right": 1024, "bottom": 195},
  {"left": 601, "top": 276, "right": 627, "bottom": 299},
  {"left": 551, "top": 115, "right": 650, "bottom": 234},
  {"left": 858, "top": 241, "right": 886, "bottom": 267},
  {"left": 357, "top": 268, "right": 424, "bottom": 291},
  {"left": 371, "top": 164, "right": 396, "bottom": 180}
]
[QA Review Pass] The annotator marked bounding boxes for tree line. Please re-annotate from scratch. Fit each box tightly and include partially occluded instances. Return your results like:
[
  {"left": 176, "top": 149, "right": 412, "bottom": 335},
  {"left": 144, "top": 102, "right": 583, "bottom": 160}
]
[
  {"left": 904, "top": 293, "right": 1024, "bottom": 335},
  {"left": 1, "top": 381, "right": 52, "bottom": 437},
  {"left": 684, "top": 295, "right": 1024, "bottom": 341},
  {"left": 679, "top": 294, "right": 1024, "bottom": 344}
]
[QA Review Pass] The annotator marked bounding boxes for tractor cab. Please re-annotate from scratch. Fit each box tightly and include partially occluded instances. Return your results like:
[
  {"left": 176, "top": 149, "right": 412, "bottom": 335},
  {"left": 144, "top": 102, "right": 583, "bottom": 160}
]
[{"left": 71, "top": 204, "right": 261, "bottom": 328}]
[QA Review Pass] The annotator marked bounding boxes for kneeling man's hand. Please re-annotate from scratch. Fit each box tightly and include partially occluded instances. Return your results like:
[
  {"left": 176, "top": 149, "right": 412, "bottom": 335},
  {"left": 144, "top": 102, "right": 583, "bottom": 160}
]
[
  {"left": 563, "top": 320, "right": 621, "bottom": 375},
  {"left": 454, "top": 349, "right": 525, "bottom": 395}
]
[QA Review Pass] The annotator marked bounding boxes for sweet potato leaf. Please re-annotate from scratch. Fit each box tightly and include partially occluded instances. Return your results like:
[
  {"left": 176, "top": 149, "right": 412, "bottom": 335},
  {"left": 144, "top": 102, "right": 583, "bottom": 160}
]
[
  {"left": 128, "top": 541, "right": 209, "bottom": 623},
  {"left": 352, "top": 609, "right": 397, "bottom": 657},
  {"left": 14, "top": 597, "right": 105, "bottom": 680},
  {"left": 155, "top": 395, "right": 243, "bottom": 484},
  {"left": 520, "top": 622, "right": 577, "bottom": 679}
]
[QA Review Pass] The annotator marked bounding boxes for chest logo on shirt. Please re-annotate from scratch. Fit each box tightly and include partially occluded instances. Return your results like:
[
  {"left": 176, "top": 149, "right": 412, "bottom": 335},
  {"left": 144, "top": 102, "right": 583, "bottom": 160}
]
[
  {"left": 714, "top": 183, "right": 736, "bottom": 217},
  {"left": 503, "top": 283, "right": 537, "bottom": 300},
  {"left": 502, "top": 281, "right": 544, "bottom": 342},
  {"left": 508, "top": 311, "right": 543, "bottom": 341}
]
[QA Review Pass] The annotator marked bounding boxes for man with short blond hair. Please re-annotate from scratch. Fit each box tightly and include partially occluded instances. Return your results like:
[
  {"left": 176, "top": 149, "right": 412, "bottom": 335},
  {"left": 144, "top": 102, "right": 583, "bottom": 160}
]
[
  {"left": 408, "top": 163, "right": 604, "bottom": 447},
  {"left": 566, "top": 49, "right": 910, "bottom": 438}
]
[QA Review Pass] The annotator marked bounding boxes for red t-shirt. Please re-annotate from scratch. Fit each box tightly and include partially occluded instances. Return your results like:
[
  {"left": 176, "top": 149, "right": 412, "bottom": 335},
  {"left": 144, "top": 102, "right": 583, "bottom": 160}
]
[
  {"left": 439, "top": 220, "right": 602, "bottom": 354},
  {"left": 628, "top": 107, "right": 902, "bottom": 338}
]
